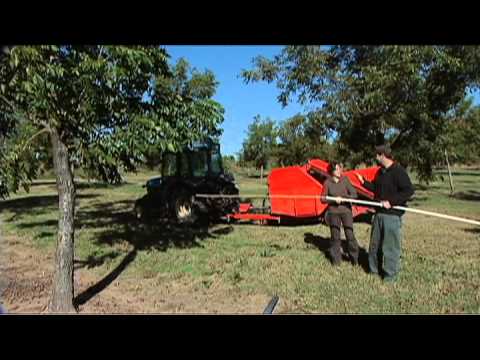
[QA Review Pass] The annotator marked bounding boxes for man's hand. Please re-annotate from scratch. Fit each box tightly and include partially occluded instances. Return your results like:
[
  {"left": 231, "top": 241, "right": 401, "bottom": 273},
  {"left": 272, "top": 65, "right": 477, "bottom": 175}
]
[
  {"left": 355, "top": 173, "right": 364, "bottom": 184},
  {"left": 335, "top": 197, "right": 342, "bottom": 204},
  {"left": 381, "top": 200, "right": 391, "bottom": 209}
]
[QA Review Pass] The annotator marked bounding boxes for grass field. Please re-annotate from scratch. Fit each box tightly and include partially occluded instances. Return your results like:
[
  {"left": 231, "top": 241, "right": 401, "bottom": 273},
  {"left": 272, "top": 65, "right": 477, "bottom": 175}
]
[{"left": 1, "top": 168, "right": 479, "bottom": 313}]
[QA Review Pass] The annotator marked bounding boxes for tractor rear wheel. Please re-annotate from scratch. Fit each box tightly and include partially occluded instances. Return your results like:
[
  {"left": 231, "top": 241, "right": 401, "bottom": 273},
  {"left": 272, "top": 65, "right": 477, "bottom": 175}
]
[
  {"left": 170, "top": 188, "right": 197, "bottom": 225},
  {"left": 134, "top": 203, "right": 144, "bottom": 221}
]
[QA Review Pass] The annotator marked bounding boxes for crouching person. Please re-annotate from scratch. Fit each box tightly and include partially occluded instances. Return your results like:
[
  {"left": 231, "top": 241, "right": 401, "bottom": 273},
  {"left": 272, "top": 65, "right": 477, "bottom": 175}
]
[{"left": 321, "top": 162, "right": 359, "bottom": 266}]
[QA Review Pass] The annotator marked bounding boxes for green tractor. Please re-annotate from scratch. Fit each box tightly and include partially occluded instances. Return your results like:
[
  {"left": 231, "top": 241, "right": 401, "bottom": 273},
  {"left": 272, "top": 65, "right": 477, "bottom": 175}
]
[{"left": 134, "top": 139, "right": 239, "bottom": 224}]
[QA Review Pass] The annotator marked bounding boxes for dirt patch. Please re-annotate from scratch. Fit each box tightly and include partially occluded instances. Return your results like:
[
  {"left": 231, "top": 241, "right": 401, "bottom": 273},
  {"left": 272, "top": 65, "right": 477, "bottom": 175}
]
[
  {"left": 1, "top": 237, "right": 282, "bottom": 314},
  {"left": 76, "top": 276, "right": 275, "bottom": 314},
  {"left": 74, "top": 265, "right": 284, "bottom": 314},
  {"left": 1, "top": 235, "right": 53, "bottom": 313}
]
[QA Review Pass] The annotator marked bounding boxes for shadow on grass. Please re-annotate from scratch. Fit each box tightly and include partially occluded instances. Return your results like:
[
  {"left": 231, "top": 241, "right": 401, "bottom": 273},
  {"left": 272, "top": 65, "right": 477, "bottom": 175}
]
[
  {"left": 453, "top": 191, "right": 480, "bottom": 202},
  {"left": 436, "top": 171, "right": 480, "bottom": 177},
  {"left": 456, "top": 180, "right": 480, "bottom": 184},
  {"left": 71, "top": 200, "right": 234, "bottom": 306},
  {"left": 38, "top": 231, "right": 55, "bottom": 239},
  {"left": 13, "top": 198, "right": 233, "bottom": 253},
  {"left": 3, "top": 191, "right": 235, "bottom": 308},
  {"left": 0, "top": 194, "right": 99, "bottom": 220},
  {"left": 28, "top": 180, "right": 128, "bottom": 190},
  {"left": 411, "top": 196, "right": 428, "bottom": 202},
  {"left": 72, "top": 217, "right": 234, "bottom": 308},
  {"left": 304, "top": 232, "right": 369, "bottom": 273},
  {"left": 413, "top": 183, "right": 442, "bottom": 192},
  {"left": 464, "top": 227, "right": 480, "bottom": 234},
  {"left": 74, "top": 249, "right": 137, "bottom": 307},
  {"left": 30, "top": 181, "right": 57, "bottom": 186},
  {"left": 245, "top": 174, "right": 269, "bottom": 180},
  {"left": 74, "top": 251, "right": 120, "bottom": 270},
  {"left": 75, "top": 182, "right": 129, "bottom": 190}
]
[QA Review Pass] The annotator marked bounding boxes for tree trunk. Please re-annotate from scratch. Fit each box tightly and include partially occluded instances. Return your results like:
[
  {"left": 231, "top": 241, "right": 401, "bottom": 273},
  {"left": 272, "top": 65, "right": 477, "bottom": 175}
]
[
  {"left": 445, "top": 149, "right": 455, "bottom": 196},
  {"left": 260, "top": 164, "right": 264, "bottom": 180},
  {"left": 48, "top": 129, "right": 76, "bottom": 313}
]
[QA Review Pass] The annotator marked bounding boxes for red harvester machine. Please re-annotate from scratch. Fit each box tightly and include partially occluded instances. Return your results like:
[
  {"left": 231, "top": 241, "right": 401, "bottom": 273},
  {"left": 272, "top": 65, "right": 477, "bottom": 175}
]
[{"left": 226, "top": 159, "right": 381, "bottom": 224}]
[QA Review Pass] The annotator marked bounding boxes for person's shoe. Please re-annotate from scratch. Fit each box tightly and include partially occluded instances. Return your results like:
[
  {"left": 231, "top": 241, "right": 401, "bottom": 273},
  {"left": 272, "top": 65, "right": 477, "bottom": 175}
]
[
  {"left": 383, "top": 276, "right": 397, "bottom": 283},
  {"left": 350, "top": 257, "right": 359, "bottom": 266}
]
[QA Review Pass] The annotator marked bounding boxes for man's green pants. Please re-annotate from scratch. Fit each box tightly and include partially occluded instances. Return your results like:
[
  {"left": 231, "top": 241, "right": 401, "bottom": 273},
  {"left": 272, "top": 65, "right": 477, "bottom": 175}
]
[{"left": 369, "top": 213, "right": 403, "bottom": 281}]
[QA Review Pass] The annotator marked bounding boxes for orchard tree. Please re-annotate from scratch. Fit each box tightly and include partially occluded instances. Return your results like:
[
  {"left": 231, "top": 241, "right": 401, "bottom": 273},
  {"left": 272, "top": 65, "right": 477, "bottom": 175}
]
[
  {"left": 443, "top": 97, "right": 480, "bottom": 165},
  {"left": 242, "top": 46, "right": 480, "bottom": 181},
  {"left": 276, "top": 113, "right": 336, "bottom": 166},
  {"left": 241, "top": 115, "right": 277, "bottom": 178},
  {"left": 275, "top": 114, "right": 310, "bottom": 166},
  {"left": 144, "top": 57, "right": 220, "bottom": 169},
  {"left": 0, "top": 46, "right": 224, "bottom": 312}
]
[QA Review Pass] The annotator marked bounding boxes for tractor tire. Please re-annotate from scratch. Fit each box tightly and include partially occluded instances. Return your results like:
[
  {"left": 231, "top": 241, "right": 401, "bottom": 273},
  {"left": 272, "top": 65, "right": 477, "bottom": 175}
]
[
  {"left": 134, "top": 203, "right": 144, "bottom": 221},
  {"left": 170, "top": 188, "right": 197, "bottom": 225},
  {"left": 134, "top": 194, "right": 155, "bottom": 223}
]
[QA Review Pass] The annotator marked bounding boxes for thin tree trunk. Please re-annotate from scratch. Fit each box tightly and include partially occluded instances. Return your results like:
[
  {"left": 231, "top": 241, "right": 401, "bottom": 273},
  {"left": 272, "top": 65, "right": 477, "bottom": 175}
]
[
  {"left": 445, "top": 149, "right": 455, "bottom": 196},
  {"left": 48, "top": 129, "right": 76, "bottom": 313},
  {"left": 260, "top": 164, "right": 264, "bottom": 181}
]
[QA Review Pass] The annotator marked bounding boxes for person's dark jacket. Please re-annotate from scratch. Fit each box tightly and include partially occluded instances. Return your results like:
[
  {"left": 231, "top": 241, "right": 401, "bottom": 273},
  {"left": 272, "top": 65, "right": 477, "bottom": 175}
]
[{"left": 362, "top": 162, "right": 415, "bottom": 216}]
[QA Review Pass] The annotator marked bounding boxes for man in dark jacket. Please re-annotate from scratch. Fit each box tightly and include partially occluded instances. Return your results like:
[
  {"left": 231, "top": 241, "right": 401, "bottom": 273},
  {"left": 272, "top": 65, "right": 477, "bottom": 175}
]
[{"left": 356, "top": 144, "right": 414, "bottom": 282}]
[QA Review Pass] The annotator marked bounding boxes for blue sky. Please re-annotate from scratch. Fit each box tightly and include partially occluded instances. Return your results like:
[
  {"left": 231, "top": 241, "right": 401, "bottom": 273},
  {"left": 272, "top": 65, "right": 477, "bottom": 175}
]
[
  {"left": 165, "top": 46, "right": 305, "bottom": 156},
  {"left": 165, "top": 46, "right": 480, "bottom": 157}
]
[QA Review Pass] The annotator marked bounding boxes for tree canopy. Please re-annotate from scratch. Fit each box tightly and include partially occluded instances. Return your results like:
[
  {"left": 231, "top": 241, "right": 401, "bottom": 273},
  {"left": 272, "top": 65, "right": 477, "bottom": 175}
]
[
  {"left": 240, "top": 115, "right": 277, "bottom": 171},
  {"left": 242, "top": 45, "right": 480, "bottom": 180},
  {"left": 144, "top": 57, "right": 222, "bottom": 169},
  {"left": 0, "top": 46, "right": 224, "bottom": 196}
]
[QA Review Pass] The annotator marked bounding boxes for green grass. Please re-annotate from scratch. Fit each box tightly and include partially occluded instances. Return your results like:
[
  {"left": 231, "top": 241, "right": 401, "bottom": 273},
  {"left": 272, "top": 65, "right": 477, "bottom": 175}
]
[{"left": 1, "top": 168, "right": 479, "bottom": 313}]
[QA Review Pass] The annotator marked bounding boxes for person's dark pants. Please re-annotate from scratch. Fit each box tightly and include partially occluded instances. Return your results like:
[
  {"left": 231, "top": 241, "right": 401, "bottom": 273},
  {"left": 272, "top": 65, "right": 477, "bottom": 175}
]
[
  {"left": 369, "top": 213, "right": 403, "bottom": 281},
  {"left": 327, "top": 211, "right": 359, "bottom": 265}
]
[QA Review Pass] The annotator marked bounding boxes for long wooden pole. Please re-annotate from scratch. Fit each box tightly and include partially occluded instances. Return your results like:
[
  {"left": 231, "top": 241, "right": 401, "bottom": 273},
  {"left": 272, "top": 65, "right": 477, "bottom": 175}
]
[
  {"left": 324, "top": 196, "right": 480, "bottom": 226},
  {"left": 195, "top": 194, "right": 480, "bottom": 226}
]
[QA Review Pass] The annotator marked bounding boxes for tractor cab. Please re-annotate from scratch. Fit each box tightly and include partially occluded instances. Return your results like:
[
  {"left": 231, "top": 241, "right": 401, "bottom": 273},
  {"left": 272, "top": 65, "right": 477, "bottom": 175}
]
[
  {"left": 136, "top": 139, "right": 239, "bottom": 223},
  {"left": 161, "top": 141, "right": 224, "bottom": 179}
]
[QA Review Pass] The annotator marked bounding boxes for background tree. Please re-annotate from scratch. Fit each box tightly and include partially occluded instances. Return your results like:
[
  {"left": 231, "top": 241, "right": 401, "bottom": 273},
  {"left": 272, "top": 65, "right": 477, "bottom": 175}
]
[
  {"left": 144, "top": 57, "right": 221, "bottom": 169},
  {"left": 276, "top": 113, "right": 336, "bottom": 166},
  {"left": 240, "top": 115, "right": 277, "bottom": 178},
  {"left": 443, "top": 96, "right": 480, "bottom": 166},
  {"left": 242, "top": 45, "right": 480, "bottom": 181},
  {"left": 0, "top": 46, "right": 224, "bottom": 312},
  {"left": 222, "top": 155, "right": 237, "bottom": 173}
]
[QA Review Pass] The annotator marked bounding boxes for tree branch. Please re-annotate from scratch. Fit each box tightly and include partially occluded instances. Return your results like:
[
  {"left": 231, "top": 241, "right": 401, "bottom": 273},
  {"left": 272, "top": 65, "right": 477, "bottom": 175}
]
[
  {"left": 21, "top": 128, "right": 50, "bottom": 153},
  {"left": 1, "top": 95, "right": 51, "bottom": 133},
  {"left": 0, "top": 94, "right": 15, "bottom": 110}
]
